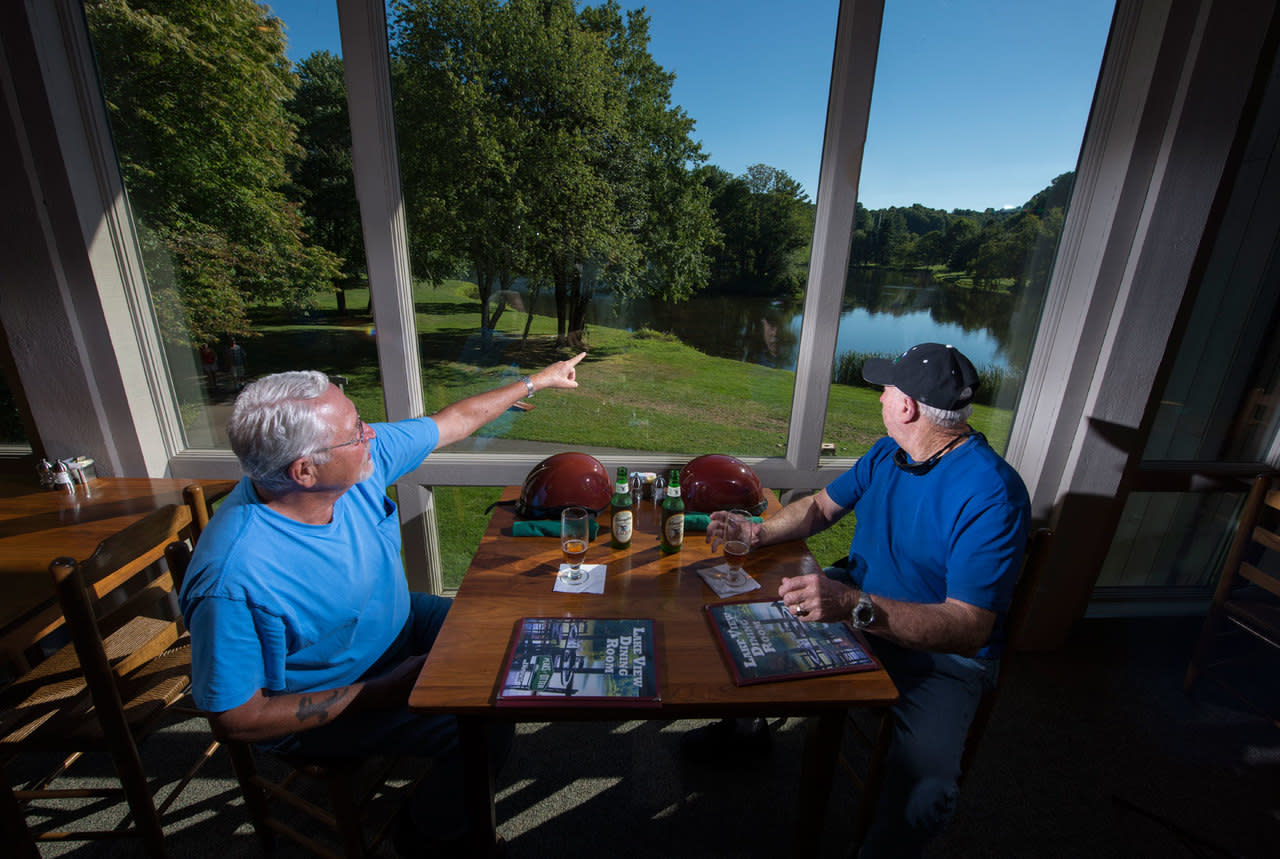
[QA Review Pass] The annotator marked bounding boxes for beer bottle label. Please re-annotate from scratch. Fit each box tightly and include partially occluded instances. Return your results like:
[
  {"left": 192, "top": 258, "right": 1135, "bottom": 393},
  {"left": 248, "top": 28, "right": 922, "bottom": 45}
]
[
  {"left": 664, "top": 513, "right": 684, "bottom": 548},
  {"left": 613, "top": 510, "right": 633, "bottom": 543}
]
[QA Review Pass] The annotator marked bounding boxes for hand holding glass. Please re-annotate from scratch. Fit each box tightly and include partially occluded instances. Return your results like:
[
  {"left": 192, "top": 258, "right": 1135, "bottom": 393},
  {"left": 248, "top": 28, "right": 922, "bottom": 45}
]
[
  {"left": 559, "top": 506, "right": 590, "bottom": 585},
  {"left": 719, "top": 509, "right": 752, "bottom": 587}
]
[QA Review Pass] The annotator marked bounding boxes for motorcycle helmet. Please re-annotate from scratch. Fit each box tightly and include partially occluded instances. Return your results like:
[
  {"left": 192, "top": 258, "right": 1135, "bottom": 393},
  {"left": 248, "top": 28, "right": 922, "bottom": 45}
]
[
  {"left": 680, "top": 454, "right": 767, "bottom": 516},
  {"left": 515, "top": 452, "right": 612, "bottom": 518}
]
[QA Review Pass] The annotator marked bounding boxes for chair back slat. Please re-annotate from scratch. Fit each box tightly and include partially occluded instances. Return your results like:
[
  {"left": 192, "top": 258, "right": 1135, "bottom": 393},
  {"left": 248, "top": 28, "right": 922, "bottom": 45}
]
[
  {"left": 1238, "top": 562, "right": 1280, "bottom": 599},
  {"left": 183, "top": 480, "right": 238, "bottom": 545},
  {"left": 1184, "top": 472, "right": 1280, "bottom": 723}
]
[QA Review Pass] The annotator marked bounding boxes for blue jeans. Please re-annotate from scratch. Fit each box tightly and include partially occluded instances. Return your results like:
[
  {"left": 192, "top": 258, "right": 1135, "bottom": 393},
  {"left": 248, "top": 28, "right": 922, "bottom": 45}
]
[
  {"left": 824, "top": 567, "right": 998, "bottom": 858},
  {"left": 259, "top": 592, "right": 513, "bottom": 840}
]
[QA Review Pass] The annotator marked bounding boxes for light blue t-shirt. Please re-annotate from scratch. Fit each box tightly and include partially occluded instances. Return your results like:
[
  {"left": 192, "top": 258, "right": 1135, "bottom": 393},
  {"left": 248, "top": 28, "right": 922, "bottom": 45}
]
[
  {"left": 179, "top": 417, "right": 439, "bottom": 713},
  {"left": 824, "top": 434, "right": 1030, "bottom": 658}
]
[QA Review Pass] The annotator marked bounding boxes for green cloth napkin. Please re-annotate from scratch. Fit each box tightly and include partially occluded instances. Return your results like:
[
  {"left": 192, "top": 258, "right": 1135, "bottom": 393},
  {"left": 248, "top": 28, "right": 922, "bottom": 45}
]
[
  {"left": 683, "top": 512, "right": 763, "bottom": 532},
  {"left": 512, "top": 519, "right": 600, "bottom": 539}
]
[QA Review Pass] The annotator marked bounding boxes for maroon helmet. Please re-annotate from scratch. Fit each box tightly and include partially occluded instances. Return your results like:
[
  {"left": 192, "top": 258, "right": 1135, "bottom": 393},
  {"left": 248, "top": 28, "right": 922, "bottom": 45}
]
[
  {"left": 680, "top": 454, "right": 767, "bottom": 515},
  {"left": 516, "top": 452, "right": 612, "bottom": 518}
]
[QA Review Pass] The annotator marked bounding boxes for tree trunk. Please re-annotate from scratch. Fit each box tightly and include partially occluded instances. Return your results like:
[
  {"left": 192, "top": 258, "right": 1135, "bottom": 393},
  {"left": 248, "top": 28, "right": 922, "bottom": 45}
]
[
  {"left": 522, "top": 283, "right": 541, "bottom": 345},
  {"left": 554, "top": 267, "right": 569, "bottom": 346},
  {"left": 476, "top": 263, "right": 495, "bottom": 331},
  {"left": 567, "top": 266, "right": 589, "bottom": 345}
]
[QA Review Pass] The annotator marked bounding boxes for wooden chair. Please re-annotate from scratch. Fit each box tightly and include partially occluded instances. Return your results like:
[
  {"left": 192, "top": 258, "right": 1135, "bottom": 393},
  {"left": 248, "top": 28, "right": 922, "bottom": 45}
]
[
  {"left": 0, "top": 503, "right": 217, "bottom": 859},
  {"left": 220, "top": 741, "right": 417, "bottom": 859},
  {"left": 165, "top": 503, "right": 418, "bottom": 859},
  {"left": 842, "top": 527, "right": 1055, "bottom": 847},
  {"left": 182, "top": 479, "right": 239, "bottom": 545},
  {"left": 1184, "top": 474, "right": 1280, "bottom": 724}
]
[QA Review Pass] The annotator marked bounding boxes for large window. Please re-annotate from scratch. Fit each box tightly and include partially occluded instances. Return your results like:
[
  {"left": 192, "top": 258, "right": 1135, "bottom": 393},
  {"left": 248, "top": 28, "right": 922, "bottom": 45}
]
[
  {"left": 388, "top": 0, "right": 837, "bottom": 460},
  {"left": 82, "top": 0, "right": 383, "bottom": 450},
  {"left": 824, "top": 0, "right": 1113, "bottom": 457},
  {"left": 75, "top": 0, "right": 1112, "bottom": 586}
]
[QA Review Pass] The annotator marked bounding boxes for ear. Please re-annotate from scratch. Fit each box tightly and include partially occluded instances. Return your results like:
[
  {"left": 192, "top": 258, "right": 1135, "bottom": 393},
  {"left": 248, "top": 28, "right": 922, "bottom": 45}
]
[
  {"left": 899, "top": 394, "right": 921, "bottom": 424},
  {"left": 287, "top": 456, "right": 319, "bottom": 489}
]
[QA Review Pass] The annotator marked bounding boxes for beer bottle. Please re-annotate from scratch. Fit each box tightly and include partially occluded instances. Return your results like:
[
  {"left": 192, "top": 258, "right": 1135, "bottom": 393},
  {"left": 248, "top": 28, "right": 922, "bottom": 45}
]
[
  {"left": 659, "top": 469, "right": 685, "bottom": 555},
  {"left": 610, "top": 466, "right": 633, "bottom": 550}
]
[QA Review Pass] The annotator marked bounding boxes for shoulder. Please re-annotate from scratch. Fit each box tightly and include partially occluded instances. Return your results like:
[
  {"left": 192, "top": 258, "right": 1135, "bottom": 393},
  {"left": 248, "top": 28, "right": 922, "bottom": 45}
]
[
  {"left": 956, "top": 436, "right": 1030, "bottom": 505},
  {"left": 181, "top": 487, "right": 282, "bottom": 603},
  {"left": 369, "top": 416, "right": 440, "bottom": 472}
]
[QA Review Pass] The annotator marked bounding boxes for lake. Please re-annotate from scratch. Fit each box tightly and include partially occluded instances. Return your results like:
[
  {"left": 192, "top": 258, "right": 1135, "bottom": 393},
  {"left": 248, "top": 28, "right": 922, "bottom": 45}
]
[{"left": 529, "top": 268, "right": 1023, "bottom": 373}]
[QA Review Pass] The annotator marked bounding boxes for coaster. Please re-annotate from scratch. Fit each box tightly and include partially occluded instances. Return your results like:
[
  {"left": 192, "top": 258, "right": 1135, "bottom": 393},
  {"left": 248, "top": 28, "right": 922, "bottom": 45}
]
[
  {"left": 697, "top": 565, "right": 762, "bottom": 599},
  {"left": 553, "top": 563, "right": 606, "bottom": 594}
]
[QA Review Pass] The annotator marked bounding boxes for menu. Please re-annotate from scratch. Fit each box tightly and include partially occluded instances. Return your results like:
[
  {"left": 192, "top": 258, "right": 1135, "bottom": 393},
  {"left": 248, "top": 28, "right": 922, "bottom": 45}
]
[
  {"left": 497, "top": 617, "right": 661, "bottom": 706},
  {"left": 705, "top": 600, "right": 880, "bottom": 686}
]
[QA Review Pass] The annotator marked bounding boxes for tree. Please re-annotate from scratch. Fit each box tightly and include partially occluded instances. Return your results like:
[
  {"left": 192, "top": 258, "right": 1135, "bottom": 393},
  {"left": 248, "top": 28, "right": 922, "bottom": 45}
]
[
  {"left": 705, "top": 164, "right": 813, "bottom": 296},
  {"left": 391, "top": 0, "right": 717, "bottom": 345},
  {"left": 85, "top": 0, "right": 340, "bottom": 345},
  {"left": 289, "top": 51, "right": 365, "bottom": 314}
]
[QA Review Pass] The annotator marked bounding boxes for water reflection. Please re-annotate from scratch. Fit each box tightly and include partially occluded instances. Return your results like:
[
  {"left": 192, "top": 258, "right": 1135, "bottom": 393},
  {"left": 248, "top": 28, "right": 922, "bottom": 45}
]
[{"left": 529, "top": 268, "right": 1027, "bottom": 373}]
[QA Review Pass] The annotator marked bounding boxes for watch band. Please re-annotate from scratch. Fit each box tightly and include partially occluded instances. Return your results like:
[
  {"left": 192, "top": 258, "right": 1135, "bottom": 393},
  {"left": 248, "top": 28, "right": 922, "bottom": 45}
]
[
  {"left": 851, "top": 593, "right": 875, "bottom": 629},
  {"left": 520, "top": 375, "right": 534, "bottom": 398}
]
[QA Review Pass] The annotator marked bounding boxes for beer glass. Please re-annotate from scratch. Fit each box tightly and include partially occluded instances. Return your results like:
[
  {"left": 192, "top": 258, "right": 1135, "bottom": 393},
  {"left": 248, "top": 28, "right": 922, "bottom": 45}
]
[
  {"left": 720, "top": 508, "right": 752, "bottom": 586},
  {"left": 560, "top": 506, "right": 590, "bottom": 585}
]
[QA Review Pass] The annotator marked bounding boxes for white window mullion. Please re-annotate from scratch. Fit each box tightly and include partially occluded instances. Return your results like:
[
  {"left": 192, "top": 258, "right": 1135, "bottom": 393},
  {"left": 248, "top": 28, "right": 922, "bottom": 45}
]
[
  {"left": 786, "top": 0, "right": 884, "bottom": 482},
  {"left": 338, "top": 0, "right": 437, "bottom": 591}
]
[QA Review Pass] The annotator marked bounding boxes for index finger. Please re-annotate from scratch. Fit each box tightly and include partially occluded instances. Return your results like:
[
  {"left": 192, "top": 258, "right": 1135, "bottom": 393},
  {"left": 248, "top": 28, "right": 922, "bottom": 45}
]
[{"left": 565, "top": 351, "right": 586, "bottom": 367}]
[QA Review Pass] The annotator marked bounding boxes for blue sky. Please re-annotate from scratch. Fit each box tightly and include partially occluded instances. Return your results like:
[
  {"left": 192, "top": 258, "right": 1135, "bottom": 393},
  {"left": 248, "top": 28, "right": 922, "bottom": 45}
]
[{"left": 265, "top": 0, "right": 1113, "bottom": 211}]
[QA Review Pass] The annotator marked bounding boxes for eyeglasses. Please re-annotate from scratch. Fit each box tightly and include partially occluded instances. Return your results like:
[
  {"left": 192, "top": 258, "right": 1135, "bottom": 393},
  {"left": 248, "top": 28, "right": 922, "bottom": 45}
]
[{"left": 317, "top": 417, "right": 370, "bottom": 453}]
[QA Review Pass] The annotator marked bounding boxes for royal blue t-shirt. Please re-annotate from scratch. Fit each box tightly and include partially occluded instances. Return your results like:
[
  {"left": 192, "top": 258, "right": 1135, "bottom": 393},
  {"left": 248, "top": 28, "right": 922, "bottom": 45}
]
[
  {"left": 825, "top": 434, "right": 1030, "bottom": 658},
  {"left": 178, "top": 417, "right": 439, "bottom": 713}
]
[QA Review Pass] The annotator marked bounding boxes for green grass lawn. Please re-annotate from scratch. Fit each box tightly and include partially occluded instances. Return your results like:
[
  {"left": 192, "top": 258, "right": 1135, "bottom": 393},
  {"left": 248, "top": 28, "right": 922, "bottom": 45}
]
[{"left": 239, "top": 280, "right": 1014, "bottom": 587}]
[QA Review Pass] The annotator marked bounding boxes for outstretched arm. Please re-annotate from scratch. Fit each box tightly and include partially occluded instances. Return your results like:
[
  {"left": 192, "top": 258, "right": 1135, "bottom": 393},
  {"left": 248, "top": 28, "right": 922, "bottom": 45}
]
[{"left": 432, "top": 352, "right": 585, "bottom": 448}]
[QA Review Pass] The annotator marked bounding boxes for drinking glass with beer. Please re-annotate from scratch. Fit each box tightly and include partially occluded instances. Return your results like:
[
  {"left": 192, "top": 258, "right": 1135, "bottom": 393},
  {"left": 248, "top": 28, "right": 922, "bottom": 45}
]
[
  {"left": 719, "top": 509, "right": 752, "bottom": 586},
  {"left": 560, "top": 506, "right": 591, "bottom": 585}
]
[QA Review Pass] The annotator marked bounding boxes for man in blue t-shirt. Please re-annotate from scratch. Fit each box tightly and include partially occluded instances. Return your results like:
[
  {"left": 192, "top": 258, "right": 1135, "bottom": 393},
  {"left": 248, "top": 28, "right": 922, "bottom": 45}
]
[
  {"left": 179, "top": 353, "right": 584, "bottom": 854},
  {"left": 700, "top": 343, "right": 1031, "bottom": 858}
]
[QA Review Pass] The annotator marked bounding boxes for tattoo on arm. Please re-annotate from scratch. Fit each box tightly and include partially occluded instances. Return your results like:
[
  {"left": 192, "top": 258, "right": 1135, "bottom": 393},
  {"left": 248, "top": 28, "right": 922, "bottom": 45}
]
[{"left": 295, "top": 687, "right": 350, "bottom": 726}]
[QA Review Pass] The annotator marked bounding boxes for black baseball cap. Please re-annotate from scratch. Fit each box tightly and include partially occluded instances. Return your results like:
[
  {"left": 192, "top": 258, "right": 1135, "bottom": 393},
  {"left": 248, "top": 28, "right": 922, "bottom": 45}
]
[{"left": 862, "top": 343, "right": 980, "bottom": 410}]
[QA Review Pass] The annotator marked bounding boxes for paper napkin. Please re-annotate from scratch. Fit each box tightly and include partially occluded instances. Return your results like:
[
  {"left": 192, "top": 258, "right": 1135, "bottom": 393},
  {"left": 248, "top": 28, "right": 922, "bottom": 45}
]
[
  {"left": 697, "top": 565, "right": 763, "bottom": 599},
  {"left": 553, "top": 563, "right": 607, "bottom": 594}
]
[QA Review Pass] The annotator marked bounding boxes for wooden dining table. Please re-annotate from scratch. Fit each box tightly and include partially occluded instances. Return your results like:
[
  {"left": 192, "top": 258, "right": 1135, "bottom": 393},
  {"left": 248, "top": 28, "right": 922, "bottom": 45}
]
[
  {"left": 0, "top": 475, "right": 223, "bottom": 667},
  {"left": 409, "top": 485, "right": 899, "bottom": 857}
]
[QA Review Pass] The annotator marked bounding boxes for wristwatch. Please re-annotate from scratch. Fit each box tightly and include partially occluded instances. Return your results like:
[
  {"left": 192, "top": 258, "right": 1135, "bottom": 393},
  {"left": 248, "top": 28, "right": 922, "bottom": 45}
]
[
  {"left": 851, "top": 593, "right": 876, "bottom": 629},
  {"left": 520, "top": 375, "right": 534, "bottom": 398}
]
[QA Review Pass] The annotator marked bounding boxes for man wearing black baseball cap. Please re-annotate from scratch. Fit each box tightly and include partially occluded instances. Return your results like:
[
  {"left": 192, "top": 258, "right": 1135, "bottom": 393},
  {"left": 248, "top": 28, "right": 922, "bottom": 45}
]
[{"left": 696, "top": 342, "right": 1030, "bottom": 858}]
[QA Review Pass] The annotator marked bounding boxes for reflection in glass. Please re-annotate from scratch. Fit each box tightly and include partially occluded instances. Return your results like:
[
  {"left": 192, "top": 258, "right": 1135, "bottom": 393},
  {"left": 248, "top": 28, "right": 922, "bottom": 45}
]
[
  {"left": 1096, "top": 491, "right": 1242, "bottom": 592},
  {"left": 83, "top": 0, "right": 380, "bottom": 448},
  {"left": 1103, "top": 48, "right": 1280, "bottom": 592}
]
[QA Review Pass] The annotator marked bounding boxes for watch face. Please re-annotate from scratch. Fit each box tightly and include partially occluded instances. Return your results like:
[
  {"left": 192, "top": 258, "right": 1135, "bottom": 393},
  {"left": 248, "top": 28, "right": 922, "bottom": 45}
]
[{"left": 853, "top": 597, "right": 874, "bottom": 627}]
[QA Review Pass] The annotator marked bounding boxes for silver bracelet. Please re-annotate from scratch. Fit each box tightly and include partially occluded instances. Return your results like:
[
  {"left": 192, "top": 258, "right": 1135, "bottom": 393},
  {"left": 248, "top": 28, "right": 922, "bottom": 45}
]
[{"left": 520, "top": 375, "right": 534, "bottom": 398}]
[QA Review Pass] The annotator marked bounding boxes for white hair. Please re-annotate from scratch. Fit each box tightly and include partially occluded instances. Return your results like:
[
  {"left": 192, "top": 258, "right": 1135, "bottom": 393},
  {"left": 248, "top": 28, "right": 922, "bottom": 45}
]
[
  {"left": 917, "top": 400, "right": 973, "bottom": 429},
  {"left": 226, "top": 371, "right": 335, "bottom": 491}
]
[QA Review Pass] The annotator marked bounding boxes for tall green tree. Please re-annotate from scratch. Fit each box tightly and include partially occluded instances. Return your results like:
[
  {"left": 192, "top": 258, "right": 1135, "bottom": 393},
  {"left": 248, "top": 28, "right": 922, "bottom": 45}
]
[
  {"left": 391, "top": 0, "right": 716, "bottom": 345},
  {"left": 288, "top": 50, "right": 365, "bottom": 314},
  {"left": 85, "top": 0, "right": 340, "bottom": 345},
  {"left": 705, "top": 164, "right": 813, "bottom": 296}
]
